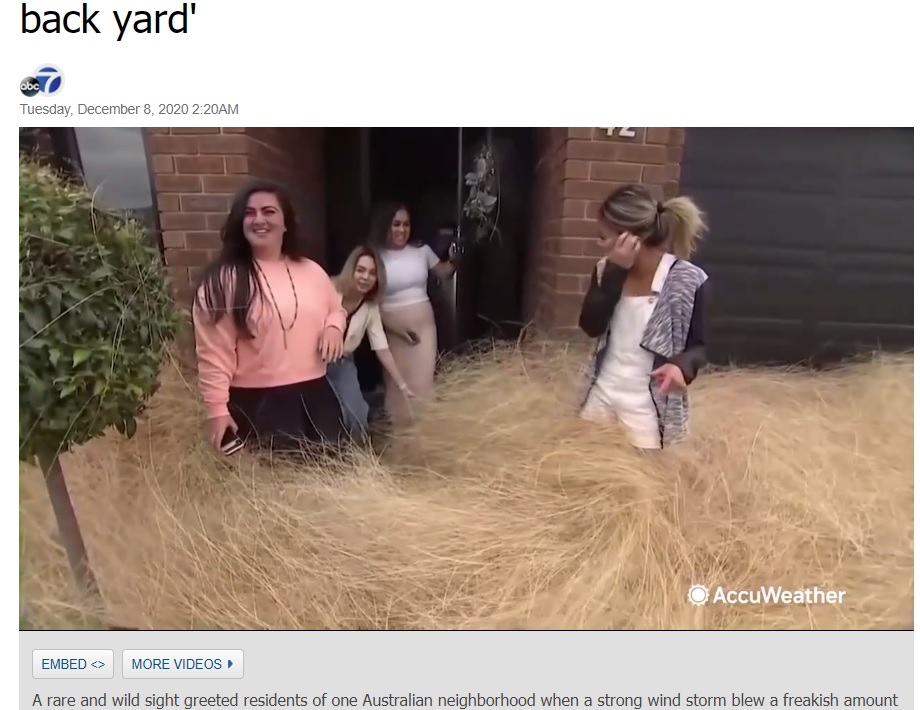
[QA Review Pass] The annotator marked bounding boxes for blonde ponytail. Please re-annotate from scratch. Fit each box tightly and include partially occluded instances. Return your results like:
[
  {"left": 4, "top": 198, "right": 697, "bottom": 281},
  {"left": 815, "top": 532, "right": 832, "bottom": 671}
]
[{"left": 660, "top": 196, "right": 707, "bottom": 260}]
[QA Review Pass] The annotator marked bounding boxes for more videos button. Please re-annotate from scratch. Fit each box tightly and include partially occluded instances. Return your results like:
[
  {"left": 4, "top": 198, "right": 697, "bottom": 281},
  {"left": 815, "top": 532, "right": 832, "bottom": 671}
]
[
  {"left": 122, "top": 650, "right": 244, "bottom": 679},
  {"left": 33, "top": 650, "right": 114, "bottom": 679}
]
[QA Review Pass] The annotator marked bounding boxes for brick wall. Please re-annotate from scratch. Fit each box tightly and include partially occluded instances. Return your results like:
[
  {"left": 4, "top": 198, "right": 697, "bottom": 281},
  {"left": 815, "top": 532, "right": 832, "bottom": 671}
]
[
  {"left": 527, "top": 127, "right": 685, "bottom": 332},
  {"left": 245, "top": 127, "right": 326, "bottom": 260},
  {"left": 146, "top": 127, "right": 325, "bottom": 302},
  {"left": 145, "top": 126, "right": 683, "bottom": 330}
]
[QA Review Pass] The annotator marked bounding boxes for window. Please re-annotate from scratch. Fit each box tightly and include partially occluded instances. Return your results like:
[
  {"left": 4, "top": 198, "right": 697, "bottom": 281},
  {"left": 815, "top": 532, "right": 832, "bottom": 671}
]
[
  {"left": 71, "top": 127, "right": 160, "bottom": 239},
  {"left": 21, "top": 127, "right": 163, "bottom": 251}
]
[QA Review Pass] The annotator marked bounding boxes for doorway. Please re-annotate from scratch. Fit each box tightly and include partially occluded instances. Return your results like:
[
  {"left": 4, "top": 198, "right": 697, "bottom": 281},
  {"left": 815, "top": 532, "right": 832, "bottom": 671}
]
[{"left": 324, "top": 127, "right": 535, "bottom": 394}]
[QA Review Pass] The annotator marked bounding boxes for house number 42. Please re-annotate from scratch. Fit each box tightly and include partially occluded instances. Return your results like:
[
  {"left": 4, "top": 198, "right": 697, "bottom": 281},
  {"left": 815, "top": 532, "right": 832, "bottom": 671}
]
[{"left": 600, "top": 127, "right": 637, "bottom": 138}]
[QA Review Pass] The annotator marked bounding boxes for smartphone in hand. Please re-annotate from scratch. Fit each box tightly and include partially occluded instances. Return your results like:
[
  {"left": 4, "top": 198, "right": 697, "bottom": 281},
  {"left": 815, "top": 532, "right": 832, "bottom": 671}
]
[{"left": 220, "top": 429, "right": 244, "bottom": 455}]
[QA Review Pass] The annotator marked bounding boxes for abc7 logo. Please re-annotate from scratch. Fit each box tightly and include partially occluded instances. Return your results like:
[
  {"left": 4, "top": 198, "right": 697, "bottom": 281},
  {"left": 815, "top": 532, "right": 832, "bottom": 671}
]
[
  {"left": 21, "top": 66, "right": 63, "bottom": 97},
  {"left": 21, "top": 77, "right": 41, "bottom": 97}
]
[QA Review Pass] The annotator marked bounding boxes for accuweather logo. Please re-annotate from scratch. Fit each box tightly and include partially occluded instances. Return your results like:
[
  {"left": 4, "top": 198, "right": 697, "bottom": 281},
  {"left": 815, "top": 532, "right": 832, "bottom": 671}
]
[
  {"left": 21, "top": 65, "right": 64, "bottom": 97},
  {"left": 687, "top": 584, "right": 847, "bottom": 606}
]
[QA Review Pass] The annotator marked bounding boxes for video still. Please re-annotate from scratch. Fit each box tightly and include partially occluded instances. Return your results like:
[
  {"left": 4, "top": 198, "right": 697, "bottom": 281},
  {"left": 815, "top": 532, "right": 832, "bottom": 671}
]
[{"left": 19, "top": 126, "right": 913, "bottom": 632}]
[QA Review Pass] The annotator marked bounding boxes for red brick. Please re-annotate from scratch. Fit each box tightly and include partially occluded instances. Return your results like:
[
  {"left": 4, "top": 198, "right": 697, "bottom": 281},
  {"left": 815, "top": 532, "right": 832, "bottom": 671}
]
[
  {"left": 150, "top": 154, "right": 173, "bottom": 174},
  {"left": 661, "top": 181, "right": 680, "bottom": 199},
  {"left": 173, "top": 282, "right": 194, "bottom": 301},
  {"left": 206, "top": 213, "right": 229, "bottom": 230},
  {"left": 567, "top": 140, "right": 619, "bottom": 161},
  {"left": 185, "top": 231, "right": 222, "bottom": 250},
  {"left": 669, "top": 128, "right": 686, "bottom": 145},
  {"left": 221, "top": 127, "right": 246, "bottom": 133},
  {"left": 147, "top": 127, "right": 168, "bottom": 134},
  {"left": 161, "top": 212, "right": 207, "bottom": 230},
  {"left": 642, "top": 164, "right": 681, "bottom": 183},
  {"left": 554, "top": 255, "right": 596, "bottom": 276},
  {"left": 181, "top": 195, "right": 230, "bottom": 212},
  {"left": 560, "top": 218, "right": 599, "bottom": 239},
  {"left": 171, "top": 127, "right": 220, "bottom": 134},
  {"left": 666, "top": 145, "right": 684, "bottom": 164},
  {"left": 592, "top": 127, "right": 646, "bottom": 142},
  {"left": 175, "top": 156, "right": 225, "bottom": 174},
  {"left": 552, "top": 293, "right": 584, "bottom": 324},
  {"left": 564, "top": 160, "right": 590, "bottom": 180},
  {"left": 202, "top": 175, "right": 246, "bottom": 193},
  {"left": 555, "top": 274, "right": 582, "bottom": 294},
  {"left": 165, "top": 265, "right": 191, "bottom": 285},
  {"left": 567, "top": 128, "right": 593, "bottom": 139},
  {"left": 562, "top": 199, "right": 587, "bottom": 218},
  {"left": 590, "top": 162, "right": 643, "bottom": 182},
  {"left": 225, "top": 156, "right": 249, "bottom": 174},
  {"left": 617, "top": 143, "right": 667, "bottom": 164},
  {"left": 586, "top": 200, "right": 602, "bottom": 218},
  {"left": 148, "top": 135, "right": 199, "bottom": 155},
  {"left": 557, "top": 237, "right": 596, "bottom": 256},
  {"left": 161, "top": 231, "right": 186, "bottom": 249},
  {"left": 157, "top": 194, "right": 180, "bottom": 211},
  {"left": 166, "top": 249, "right": 212, "bottom": 267},
  {"left": 645, "top": 128, "right": 672, "bottom": 144},
  {"left": 155, "top": 174, "right": 201, "bottom": 192},
  {"left": 197, "top": 134, "right": 249, "bottom": 155},
  {"left": 564, "top": 180, "right": 627, "bottom": 201}
]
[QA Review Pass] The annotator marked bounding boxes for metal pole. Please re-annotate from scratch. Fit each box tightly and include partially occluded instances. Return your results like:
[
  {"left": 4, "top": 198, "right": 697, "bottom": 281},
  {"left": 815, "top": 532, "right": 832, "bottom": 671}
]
[{"left": 38, "top": 452, "right": 101, "bottom": 599}]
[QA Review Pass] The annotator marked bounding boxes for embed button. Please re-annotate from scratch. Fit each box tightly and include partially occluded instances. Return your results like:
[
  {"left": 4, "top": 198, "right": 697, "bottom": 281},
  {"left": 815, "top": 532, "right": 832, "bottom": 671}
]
[
  {"left": 33, "top": 650, "right": 114, "bottom": 679},
  {"left": 122, "top": 650, "right": 243, "bottom": 679}
]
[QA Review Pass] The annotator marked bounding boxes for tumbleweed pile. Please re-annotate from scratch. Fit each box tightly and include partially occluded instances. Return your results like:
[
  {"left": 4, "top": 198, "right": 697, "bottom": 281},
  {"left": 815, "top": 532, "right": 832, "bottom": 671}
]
[{"left": 19, "top": 343, "right": 914, "bottom": 630}]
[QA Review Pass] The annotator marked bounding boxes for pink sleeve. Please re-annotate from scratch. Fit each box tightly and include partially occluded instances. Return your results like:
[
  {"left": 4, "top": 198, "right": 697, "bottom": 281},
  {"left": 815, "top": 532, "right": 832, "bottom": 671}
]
[
  {"left": 322, "top": 266, "right": 347, "bottom": 332},
  {"left": 192, "top": 284, "right": 238, "bottom": 420},
  {"left": 422, "top": 244, "right": 439, "bottom": 269}
]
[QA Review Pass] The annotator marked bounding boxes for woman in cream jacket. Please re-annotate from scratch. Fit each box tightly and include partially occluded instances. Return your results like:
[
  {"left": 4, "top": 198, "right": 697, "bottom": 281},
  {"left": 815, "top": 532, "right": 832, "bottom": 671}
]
[{"left": 326, "top": 244, "right": 414, "bottom": 436}]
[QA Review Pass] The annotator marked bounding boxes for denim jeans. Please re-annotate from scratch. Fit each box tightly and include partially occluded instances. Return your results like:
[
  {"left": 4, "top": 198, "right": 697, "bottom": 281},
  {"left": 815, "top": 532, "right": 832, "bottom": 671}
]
[{"left": 326, "top": 356, "right": 370, "bottom": 435}]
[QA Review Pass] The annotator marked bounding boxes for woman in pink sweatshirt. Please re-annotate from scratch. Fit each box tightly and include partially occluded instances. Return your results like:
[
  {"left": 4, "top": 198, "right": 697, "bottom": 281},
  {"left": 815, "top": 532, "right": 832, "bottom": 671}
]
[{"left": 192, "top": 180, "right": 348, "bottom": 454}]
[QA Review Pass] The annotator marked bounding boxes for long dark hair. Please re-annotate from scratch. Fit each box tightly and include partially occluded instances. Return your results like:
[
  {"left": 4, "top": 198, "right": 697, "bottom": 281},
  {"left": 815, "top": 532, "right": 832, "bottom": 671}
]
[
  {"left": 368, "top": 201, "right": 423, "bottom": 248},
  {"left": 194, "top": 179, "right": 310, "bottom": 338}
]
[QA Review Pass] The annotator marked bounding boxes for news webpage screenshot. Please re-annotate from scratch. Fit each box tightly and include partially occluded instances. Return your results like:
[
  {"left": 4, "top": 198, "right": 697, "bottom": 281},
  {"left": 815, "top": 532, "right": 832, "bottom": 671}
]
[{"left": 13, "top": 1, "right": 916, "bottom": 709}]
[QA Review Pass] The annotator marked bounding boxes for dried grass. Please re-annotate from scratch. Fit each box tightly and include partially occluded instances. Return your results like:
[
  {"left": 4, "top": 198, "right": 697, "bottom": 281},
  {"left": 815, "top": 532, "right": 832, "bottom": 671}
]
[{"left": 19, "top": 342, "right": 914, "bottom": 629}]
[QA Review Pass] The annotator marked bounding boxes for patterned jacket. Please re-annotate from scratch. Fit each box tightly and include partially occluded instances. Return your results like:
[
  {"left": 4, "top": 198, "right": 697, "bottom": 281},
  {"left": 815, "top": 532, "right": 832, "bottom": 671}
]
[{"left": 577, "top": 253, "right": 710, "bottom": 447}]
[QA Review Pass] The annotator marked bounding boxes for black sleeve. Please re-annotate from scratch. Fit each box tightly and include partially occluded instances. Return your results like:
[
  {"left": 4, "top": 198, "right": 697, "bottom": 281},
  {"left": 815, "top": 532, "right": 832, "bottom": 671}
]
[
  {"left": 578, "top": 261, "right": 628, "bottom": 338},
  {"left": 669, "top": 279, "right": 710, "bottom": 385}
]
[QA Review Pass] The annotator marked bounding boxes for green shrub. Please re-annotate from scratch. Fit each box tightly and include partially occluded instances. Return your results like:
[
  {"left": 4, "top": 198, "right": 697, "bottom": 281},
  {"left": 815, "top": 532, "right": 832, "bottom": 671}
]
[{"left": 19, "top": 155, "right": 183, "bottom": 462}]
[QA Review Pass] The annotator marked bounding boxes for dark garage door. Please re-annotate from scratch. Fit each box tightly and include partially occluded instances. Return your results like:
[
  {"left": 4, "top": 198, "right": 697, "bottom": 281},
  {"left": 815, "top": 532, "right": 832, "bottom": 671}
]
[{"left": 681, "top": 128, "right": 913, "bottom": 366}]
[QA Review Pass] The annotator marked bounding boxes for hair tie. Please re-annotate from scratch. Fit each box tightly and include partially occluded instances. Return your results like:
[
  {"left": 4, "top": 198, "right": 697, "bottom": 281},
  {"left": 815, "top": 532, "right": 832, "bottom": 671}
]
[{"left": 656, "top": 201, "right": 665, "bottom": 214}]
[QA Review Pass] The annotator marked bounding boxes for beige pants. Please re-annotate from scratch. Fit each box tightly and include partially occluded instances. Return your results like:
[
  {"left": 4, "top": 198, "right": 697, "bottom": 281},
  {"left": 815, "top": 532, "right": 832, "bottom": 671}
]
[{"left": 380, "top": 300, "right": 438, "bottom": 425}]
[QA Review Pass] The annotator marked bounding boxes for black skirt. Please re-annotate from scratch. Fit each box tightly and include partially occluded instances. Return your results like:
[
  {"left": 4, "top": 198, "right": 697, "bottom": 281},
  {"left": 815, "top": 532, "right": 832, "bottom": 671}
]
[{"left": 228, "top": 376, "right": 347, "bottom": 455}]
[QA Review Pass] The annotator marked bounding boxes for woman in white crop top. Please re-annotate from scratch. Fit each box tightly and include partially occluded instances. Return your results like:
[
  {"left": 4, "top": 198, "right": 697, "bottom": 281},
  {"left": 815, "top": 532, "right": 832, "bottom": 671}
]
[
  {"left": 372, "top": 202, "right": 457, "bottom": 425},
  {"left": 326, "top": 245, "right": 415, "bottom": 437}
]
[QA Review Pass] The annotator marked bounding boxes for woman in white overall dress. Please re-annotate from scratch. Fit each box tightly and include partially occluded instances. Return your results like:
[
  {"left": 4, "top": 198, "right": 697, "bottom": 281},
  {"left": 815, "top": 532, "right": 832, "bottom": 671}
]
[{"left": 577, "top": 184, "right": 711, "bottom": 450}]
